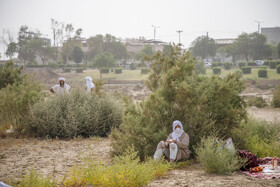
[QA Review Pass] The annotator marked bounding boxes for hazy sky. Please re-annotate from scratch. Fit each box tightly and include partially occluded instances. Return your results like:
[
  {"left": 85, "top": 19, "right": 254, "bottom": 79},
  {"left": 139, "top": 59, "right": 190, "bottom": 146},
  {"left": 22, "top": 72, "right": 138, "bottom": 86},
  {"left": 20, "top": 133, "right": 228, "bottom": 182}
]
[{"left": 0, "top": 0, "right": 279, "bottom": 59}]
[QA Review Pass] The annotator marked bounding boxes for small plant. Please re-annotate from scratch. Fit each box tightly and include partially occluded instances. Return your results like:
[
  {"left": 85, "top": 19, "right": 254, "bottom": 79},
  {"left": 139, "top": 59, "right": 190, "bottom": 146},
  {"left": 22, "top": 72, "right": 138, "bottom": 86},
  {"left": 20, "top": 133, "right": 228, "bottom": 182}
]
[
  {"left": 63, "top": 67, "right": 71, "bottom": 72},
  {"left": 101, "top": 68, "right": 110, "bottom": 73},
  {"left": 258, "top": 69, "right": 267, "bottom": 78},
  {"left": 272, "top": 86, "right": 280, "bottom": 108},
  {"left": 75, "top": 67, "right": 83, "bottom": 73},
  {"left": 212, "top": 62, "right": 219, "bottom": 68},
  {"left": 115, "top": 69, "right": 122, "bottom": 74},
  {"left": 241, "top": 66, "right": 251, "bottom": 74},
  {"left": 194, "top": 61, "right": 206, "bottom": 74},
  {"left": 223, "top": 62, "right": 232, "bottom": 70},
  {"left": 213, "top": 67, "right": 221, "bottom": 74},
  {"left": 141, "top": 68, "right": 149, "bottom": 74},
  {"left": 276, "top": 64, "right": 280, "bottom": 74},
  {"left": 247, "top": 97, "right": 267, "bottom": 108},
  {"left": 238, "top": 62, "right": 246, "bottom": 69},
  {"left": 195, "top": 135, "right": 245, "bottom": 174},
  {"left": 130, "top": 63, "right": 137, "bottom": 70},
  {"left": 247, "top": 61, "right": 256, "bottom": 66},
  {"left": 269, "top": 61, "right": 277, "bottom": 69}
]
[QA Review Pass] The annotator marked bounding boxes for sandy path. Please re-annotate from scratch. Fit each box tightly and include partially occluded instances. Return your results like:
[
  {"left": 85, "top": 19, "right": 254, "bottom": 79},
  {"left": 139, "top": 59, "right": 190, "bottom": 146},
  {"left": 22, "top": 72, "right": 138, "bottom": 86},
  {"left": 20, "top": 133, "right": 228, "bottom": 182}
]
[
  {"left": 0, "top": 137, "right": 111, "bottom": 183},
  {"left": 247, "top": 107, "right": 280, "bottom": 122}
]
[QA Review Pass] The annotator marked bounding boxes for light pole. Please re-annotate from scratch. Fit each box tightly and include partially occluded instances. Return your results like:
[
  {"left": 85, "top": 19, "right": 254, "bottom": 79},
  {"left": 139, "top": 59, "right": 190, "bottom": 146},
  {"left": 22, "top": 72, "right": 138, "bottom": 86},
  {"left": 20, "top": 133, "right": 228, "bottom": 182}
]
[
  {"left": 176, "top": 30, "right": 183, "bottom": 44},
  {"left": 151, "top": 25, "right": 159, "bottom": 52},
  {"left": 254, "top": 20, "right": 263, "bottom": 59}
]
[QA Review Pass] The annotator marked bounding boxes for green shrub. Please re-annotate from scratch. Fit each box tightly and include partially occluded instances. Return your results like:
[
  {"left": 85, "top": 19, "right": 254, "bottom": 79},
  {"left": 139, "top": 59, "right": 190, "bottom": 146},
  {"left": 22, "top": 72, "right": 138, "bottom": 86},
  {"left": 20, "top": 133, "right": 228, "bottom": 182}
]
[
  {"left": 63, "top": 67, "right": 71, "bottom": 72},
  {"left": 195, "top": 135, "right": 245, "bottom": 174},
  {"left": 276, "top": 64, "right": 280, "bottom": 74},
  {"left": 75, "top": 67, "right": 83, "bottom": 73},
  {"left": 48, "top": 62, "right": 58, "bottom": 69},
  {"left": 10, "top": 167, "right": 56, "bottom": 187},
  {"left": 218, "top": 62, "right": 223, "bottom": 66},
  {"left": 241, "top": 66, "right": 251, "bottom": 74},
  {"left": 141, "top": 68, "right": 149, "bottom": 74},
  {"left": 101, "top": 68, "right": 109, "bottom": 73},
  {"left": 213, "top": 67, "right": 221, "bottom": 74},
  {"left": 270, "top": 61, "right": 277, "bottom": 69},
  {"left": 232, "top": 118, "right": 280, "bottom": 158},
  {"left": 272, "top": 86, "right": 280, "bottom": 108},
  {"left": 63, "top": 147, "right": 171, "bottom": 187},
  {"left": 0, "top": 60, "right": 25, "bottom": 90},
  {"left": 130, "top": 63, "right": 137, "bottom": 70},
  {"left": 247, "top": 97, "right": 267, "bottom": 108},
  {"left": 247, "top": 61, "right": 256, "bottom": 66},
  {"left": 111, "top": 45, "right": 247, "bottom": 160},
  {"left": 235, "top": 70, "right": 243, "bottom": 77},
  {"left": 23, "top": 90, "right": 123, "bottom": 138},
  {"left": 223, "top": 62, "right": 232, "bottom": 70},
  {"left": 115, "top": 69, "right": 122, "bottom": 74},
  {"left": 238, "top": 62, "right": 246, "bottom": 69},
  {"left": 111, "top": 68, "right": 114, "bottom": 72},
  {"left": 264, "top": 61, "right": 270, "bottom": 66},
  {"left": 194, "top": 61, "right": 206, "bottom": 74},
  {"left": 212, "top": 62, "right": 219, "bottom": 68},
  {"left": 0, "top": 76, "right": 43, "bottom": 132},
  {"left": 258, "top": 69, "right": 267, "bottom": 78}
]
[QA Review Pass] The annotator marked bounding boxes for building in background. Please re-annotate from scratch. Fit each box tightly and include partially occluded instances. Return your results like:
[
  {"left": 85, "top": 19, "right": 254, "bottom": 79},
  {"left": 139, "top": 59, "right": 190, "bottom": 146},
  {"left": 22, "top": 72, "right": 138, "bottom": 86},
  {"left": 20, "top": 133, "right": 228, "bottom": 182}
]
[{"left": 261, "top": 27, "right": 280, "bottom": 45}]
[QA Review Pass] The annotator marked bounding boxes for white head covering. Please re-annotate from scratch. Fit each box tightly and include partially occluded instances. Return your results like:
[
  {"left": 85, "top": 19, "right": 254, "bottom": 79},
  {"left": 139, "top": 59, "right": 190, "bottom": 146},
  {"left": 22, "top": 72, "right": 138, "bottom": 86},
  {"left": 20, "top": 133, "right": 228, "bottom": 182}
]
[
  {"left": 171, "top": 120, "right": 184, "bottom": 141},
  {"left": 59, "top": 77, "right": 66, "bottom": 82},
  {"left": 85, "top": 76, "right": 95, "bottom": 93}
]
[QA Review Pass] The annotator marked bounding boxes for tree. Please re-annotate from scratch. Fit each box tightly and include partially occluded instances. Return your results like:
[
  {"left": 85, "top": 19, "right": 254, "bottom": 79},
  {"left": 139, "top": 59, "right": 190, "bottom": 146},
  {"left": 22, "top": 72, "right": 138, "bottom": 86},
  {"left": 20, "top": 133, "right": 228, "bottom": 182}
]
[
  {"left": 5, "top": 42, "right": 18, "bottom": 59},
  {"left": 61, "top": 40, "right": 77, "bottom": 65},
  {"left": 0, "top": 60, "right": 24, "bottom": 90},
  {"left": 248, "top": 32, "right": 268, "bottom": 60},
  {"left": 190, "top": 35, "right": 217, "bottom": 59},
  {"left": 225, "top": 43, "right": 238, "bottom": 65},
  {"left": 135, "top": 45, "right": 154, "bottom": 62},
  {"left": 234, "top": 33, "right": 250, "bottom": 62},
  {"left": 71, "top": 46, "right": 84, "bottom": 66},
  {"left": 29, "top": 38, "right": 55, "bottom": 65},
  {"left": 92, "top": 52, "right": 116, "bottom": 78},
  {"left": 278, "top": 42, "right": 280, "bottom": 59}
]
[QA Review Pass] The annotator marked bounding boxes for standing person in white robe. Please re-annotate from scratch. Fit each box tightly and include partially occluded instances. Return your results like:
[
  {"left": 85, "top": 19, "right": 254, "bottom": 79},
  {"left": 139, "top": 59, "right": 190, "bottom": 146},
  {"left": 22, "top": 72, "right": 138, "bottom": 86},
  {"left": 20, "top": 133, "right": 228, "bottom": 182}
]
[
  {"left": 85, "top": 76, "right": 95, "bottom": 93},
  {"left": 154, "top": 120, "right": 191, "bottom": 163},
  {"left": 50, "top": 77, "right": 71, "bottom": 95}
]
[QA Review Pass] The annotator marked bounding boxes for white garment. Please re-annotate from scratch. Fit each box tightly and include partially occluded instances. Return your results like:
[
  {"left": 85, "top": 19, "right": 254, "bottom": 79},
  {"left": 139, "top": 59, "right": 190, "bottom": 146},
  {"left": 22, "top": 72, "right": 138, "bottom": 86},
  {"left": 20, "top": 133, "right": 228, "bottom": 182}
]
[
  {"left": 169, "top": 143, "right": 178, "bottom": 160},
  {"left": 153, "top": 149, "right": 163, "bottom": 160},
  {"left": 51, "top": 84, "right": 71, "bottom": 95},
  {"left": 85, "top": 76, "right": 95, "bottom": 93},
  {"left": 171, "top": 120, "right": 184, "bottom": 141}
]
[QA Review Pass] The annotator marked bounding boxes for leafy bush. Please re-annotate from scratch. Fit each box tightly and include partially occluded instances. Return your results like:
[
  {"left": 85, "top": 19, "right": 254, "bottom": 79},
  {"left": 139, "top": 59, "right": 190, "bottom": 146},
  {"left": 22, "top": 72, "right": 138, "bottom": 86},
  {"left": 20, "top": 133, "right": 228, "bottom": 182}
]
[
  {"left": 272, "top": 86, "right": 280, "bottom": 108},
  {"left": 141, "top": 68, "right": 149, "bottom": 74},
  {"left": 247, "top": 97, "right": 267, "bottom": 108},
  {"left": 258, "top": 69, "right": 267, "bottom": 78},
  {"left": 223, "top": 62, "right": 232, "bottom": 70},
  {"left": 276, "top": 64, "right": 280, "bottom": 74},
  {"left": 48, "top": 62, "right": 58, "bottom": 69},
  {"left": 212, "top": 62, "right": 219, "bottom": 68},
  {"left": 63, "top": 67, "right": 71, "bottom": 72},
  {"left": 195, "top": 135, "right": 245, "bottom": 174},
  {"left": 248, "top": 61, "right": 256, "bottom": 66},
  {"left": 238, "top": 62, "right": 246, "bottom": 69},
  {"left": 101, "top": 68, "right": 110, "bottom": 73},
  {"left": 264, "top": 61, "right": 270, "bottom": 66},
  {"left": 0, "top": 76, "right": 43, "bottom": 132},
  {"left": 213, "top": 67, "right": 221, "bottom": 74},
  {"left": 218, "top": 62, "right": 223, "bottom": 66},
  {"left": 111, "top": 45, "right": 247, "bottom": 160},
  {"left": 232, "top": 118, "right": 280, "bottom": 158},
  {"left": 130, "top": 63, "right": 137, "bottom": 70},
  {"left": 194, "top": 61, "right": 206, "bottom": 74},
  {"left": 241, "top": 66, "right": 251, "bottom": 74},
  {"left": 76, "top": 67, "right": 83, "bottom": 73},
  {"left": 23, "top": 90, "right": 123, "bottom": 138},
  {"left": 10, "top": 167, "right": 56, "bottom": 187},
  {"left": 63, "top": 147, "right": 171, "bottom": 187},
  {"left": 269, "top": 61, "right": 277, "bottom": 69},
  {"left": 115, "top": 69, "right": 122, "bottom": 74},
  {"left": 0, "top": 60, "right": 24, "bottom": 90}
]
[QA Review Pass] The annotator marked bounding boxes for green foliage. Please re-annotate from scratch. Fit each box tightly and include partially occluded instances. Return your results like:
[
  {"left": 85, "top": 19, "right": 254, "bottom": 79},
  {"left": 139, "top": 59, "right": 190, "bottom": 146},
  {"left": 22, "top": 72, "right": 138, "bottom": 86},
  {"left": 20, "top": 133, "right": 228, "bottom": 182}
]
[
  {"left": 135, "top": 45, "right": 154, "bottom": 62},
  {"left": 47, "top": 63, "right": 58, "bottom": 69},
  {"left": 232, "top": 118, "right": 280, "bottom": 158},
  {"left": 223, "top": 62, "right": 233, "bottom": 70},
  {"left": 277, "top": 64, "right": 280, "bottom": 74},
  {"left": 241, "top": 66, "right": 251, "bottom": 74},
  {"left": 111, "top": 45, "right": 247, "bottom": 160},
  {"left": 195, "top": 135, "right": 245, "bottom": 174},
  {"left": 258, "top": 69, "right": 267, "bottom": 78},
  {"left": 0, "top": 76, "right": 43, "bottom": 132},
  {"left": 5, "top": 42, "right": 18, "bottom": 59},
  {"left": 0, "top": 61, "right": 25, "bottom": 90},
  {"left": 247, "top": 97, "right": 267, "bottom": 108},
  {"left": 23, "top": 90, "right": 123, "bottom": 138},
  {"left": 248, "top": 61, "right": 256, "bottom": 66},
  {"left": 141, "top": 68, "right": 149, "bottom": 74},
  {"left": 92, "top": 52, "right": 116, "bottom": 78},
  {"left": 238, "top": 62, "right": 246, "bottom": 69},
  {"left": 213, "top": 67, "right": 221, "bottom": 74},
  {"left": 11, "top": 167, "right": 56, "bottom": 187},
  {"left": 115, "top": 68, "right": 122, "bottom": 74},
  {"left": 75, "top": 67, "right": 83, "bottom": 73},
  {"left": 71, "top": 46, "right": 84, "bottom": 65},
  {"left": 63, "top": 147, "right": 171, "bottom": 187},
  {"left": 272, "top": 86, "right": 280, "bottom": 108},
  {"left": 63, "top": 67, "right": 71, "bottom": 72},
  {"left": 270, "top": 61, "right": 277, "bottom": 69},
  {"left": 211, "top": 62, "right": 219, "bottom": 68},
  {"left": 101, "top": 68, "right": 109, "bottom": 73},
  {"left": 130, "top": 63, "right": 137, "bottom": 70},
  {"left": 194, "top": 61, "right": 206, "bottom": 74},
  {"left": 190, "top": 35, "right": 217, "bottom": 59}
]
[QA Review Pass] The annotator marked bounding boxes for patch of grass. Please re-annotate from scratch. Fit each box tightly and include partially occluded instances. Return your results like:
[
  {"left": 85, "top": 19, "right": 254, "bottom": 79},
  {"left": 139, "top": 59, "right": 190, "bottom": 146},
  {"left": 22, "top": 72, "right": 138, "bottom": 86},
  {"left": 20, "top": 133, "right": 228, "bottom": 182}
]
[{"left": 63, "top": 146, "right": 172, "bottom": 187}]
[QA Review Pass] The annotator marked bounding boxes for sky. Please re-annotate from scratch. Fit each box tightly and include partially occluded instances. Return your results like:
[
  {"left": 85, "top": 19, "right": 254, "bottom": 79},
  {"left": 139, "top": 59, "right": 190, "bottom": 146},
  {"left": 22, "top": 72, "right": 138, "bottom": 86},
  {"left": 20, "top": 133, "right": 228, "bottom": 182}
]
[{"left": 0, "top": 0, "right": 279, "bottom": 59}]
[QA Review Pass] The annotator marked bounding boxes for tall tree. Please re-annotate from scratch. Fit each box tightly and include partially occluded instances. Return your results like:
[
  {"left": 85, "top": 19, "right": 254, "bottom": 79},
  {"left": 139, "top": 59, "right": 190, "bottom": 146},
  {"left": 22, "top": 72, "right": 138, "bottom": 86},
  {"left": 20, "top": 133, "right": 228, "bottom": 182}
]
[
  {"left": 5, "top": 42, "right": 17, "bottom": 59},
  {"left": 234, "top": 33, "right": 250, "bottom": 62},
  {"left": 71, "top": 46, "right": 84, "bottom": 66},
  {"left": 29, "top": 38, "right": 55, "bottom": 65},
  {"left": 248, "top": 32, "right": 268, "bottom": 60},
  {"left": 92, "top": 52, "right": 116, "bottom": 78},
  {"left": 190, "top": 35, "right": 217, "bottom": 59},
  {"left": 277, "top": 42, "right": 280, "bottom": 59}
]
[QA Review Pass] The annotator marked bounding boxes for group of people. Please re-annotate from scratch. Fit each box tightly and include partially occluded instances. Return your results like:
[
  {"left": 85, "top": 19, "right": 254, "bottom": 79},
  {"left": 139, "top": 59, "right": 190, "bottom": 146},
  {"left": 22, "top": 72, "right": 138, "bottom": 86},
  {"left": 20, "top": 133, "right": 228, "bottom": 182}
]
[
  {"left": 50, "top": 76, "right": 95, "bottom": 95},
  {"left": 50, "top": 77, "right": 190, "bottom": 163}
]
